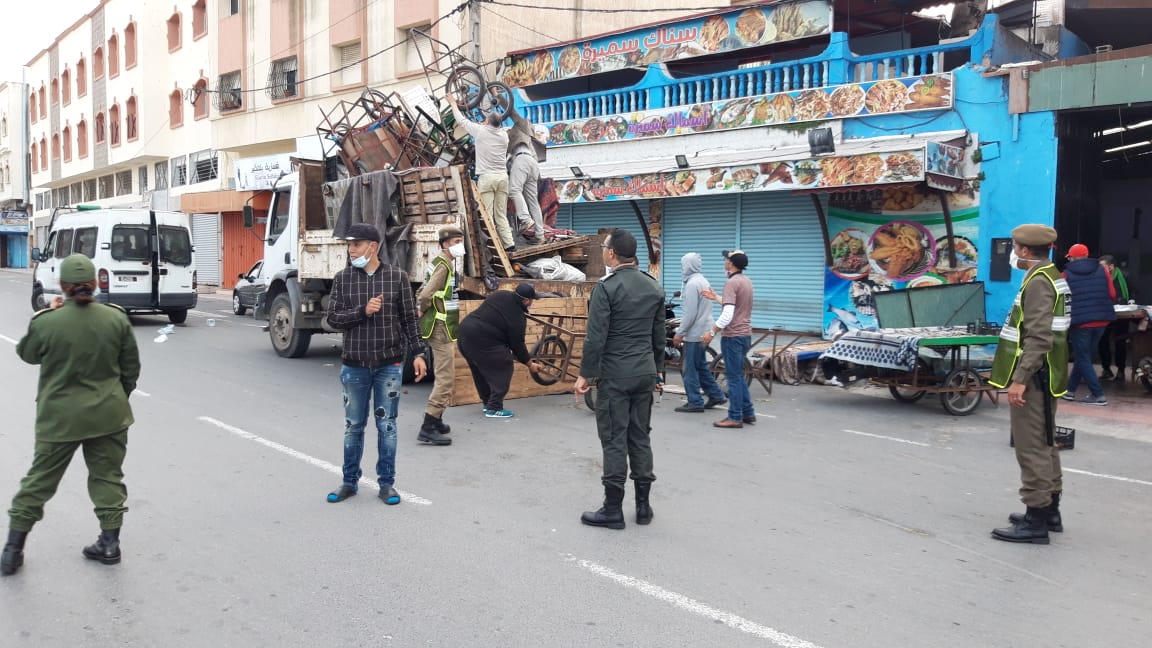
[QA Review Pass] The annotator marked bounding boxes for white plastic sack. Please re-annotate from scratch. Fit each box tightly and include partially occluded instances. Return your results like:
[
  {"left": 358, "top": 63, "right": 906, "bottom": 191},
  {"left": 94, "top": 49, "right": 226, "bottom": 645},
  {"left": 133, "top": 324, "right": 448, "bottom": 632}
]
[{"left": 527, "top": 255, "right": 586, "bottom": 282}]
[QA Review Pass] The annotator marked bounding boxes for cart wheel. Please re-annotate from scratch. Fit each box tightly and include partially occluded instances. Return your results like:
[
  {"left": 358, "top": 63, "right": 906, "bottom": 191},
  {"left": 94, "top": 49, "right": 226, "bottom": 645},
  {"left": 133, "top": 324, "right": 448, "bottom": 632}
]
[
  {"left": 889, "top": 385, "right": 927, "bottom": 403},
  {"left": 1137, "top": 356, "right": 1152, "bottom": 393},
  {"left": 445, "top": 65, "right": 486, "bottom": 110},
  {"left": 530, "top": 334, "right": 568, "bottom": 386},
  {"left": 584, "top": 385, "right": 596, "bottom": 411},
  {"left": 710, "top": 354, "right": 753, "bottom": 393},
  {"left": 940, "top": 368, "right": 982, "bottom": 416}
]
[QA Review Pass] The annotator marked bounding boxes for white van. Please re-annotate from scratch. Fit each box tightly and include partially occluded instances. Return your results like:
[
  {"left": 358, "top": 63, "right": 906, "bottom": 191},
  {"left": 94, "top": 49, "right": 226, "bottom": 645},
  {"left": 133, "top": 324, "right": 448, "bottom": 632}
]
[{"left": 31, "top": 208, "right": 198, "bottom": 323}]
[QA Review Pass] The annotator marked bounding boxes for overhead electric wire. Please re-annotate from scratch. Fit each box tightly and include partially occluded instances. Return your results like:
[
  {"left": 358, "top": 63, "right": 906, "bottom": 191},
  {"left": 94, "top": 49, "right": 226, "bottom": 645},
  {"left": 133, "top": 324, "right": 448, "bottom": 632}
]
[{"left": 479, "top": 0, "right": 751, "bottom": 14}]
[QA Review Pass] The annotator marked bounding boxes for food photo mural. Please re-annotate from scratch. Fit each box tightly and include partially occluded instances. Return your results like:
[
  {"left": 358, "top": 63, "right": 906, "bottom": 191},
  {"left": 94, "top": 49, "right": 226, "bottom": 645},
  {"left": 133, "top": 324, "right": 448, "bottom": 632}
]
[
  {"left": 822, "top": 183, "right": 980, "bottom": 338},
  {"left": 533, "top": 74, "right": 954, "bottom": 148},
  {"left": 500, "top": 0, "right": 832, "bottom": 87}
]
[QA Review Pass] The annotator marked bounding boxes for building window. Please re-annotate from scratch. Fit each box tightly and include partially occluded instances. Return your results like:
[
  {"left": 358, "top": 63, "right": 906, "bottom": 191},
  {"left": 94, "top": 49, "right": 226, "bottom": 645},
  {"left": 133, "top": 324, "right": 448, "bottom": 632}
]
[
  {"left": 216, "top": 71, "right": 242, "bottom": 112},
  {"left": 63, "top": 126, "right": 72, "bottom": 161},
  {"left": 193, "top": 79, "right": 209, "bottom": 120},
  {"left": 98, "top": 175, "right": 114, "bottom": 199},
  {"left": 39, "top": 86, "right": 46, "bottom": 117},
  {"left": 77, "top": 58, "right": 87, "bottom": 96},
  {"left": 62, "top": 70, "right": 71, "bottom": 105},
  {"left": 77, "top": 120, "right": 88, "bottom": 158},
  {"left": 109, "top": 103, "right": 121, "bottom": 146},
  {"left": 126, "top": 97, "right": 138, "bottom": 141},
  {"left": 94, "top": 47, "right": 104, "bottom": 79},
  {"left": 115, "top": 170, "right": 132, "bottom": 196},
  {"left": 336, "top": 42, "right": 362, "bottom": 87},
  {"left": 190, "top": 149, "right": 218, "bottom": 183},
  {"left": 52, "top": 133, "right": 60, "bottom": 160},
  {"left": 138, "top": 165, "right": 149, "bottom": 193},
  {"left": 1, "top": 114, "right": 6, "bottom": 137},
  {"left": 169, "top": 90, "right": 184, "bottom": 128},
  {"left": 155, "top": 160, "right": 169, "bottom": 190},
  {"left": 29, "top": 93, "right": 37, "bottom": 124},
  {"left": 51, "top": 78, "right": 59, "bottom": 105},
  {"left": 84, "top": 178, "right": 97, "bottom": 201},
  {"left": 172, "top": 155, "right": 188, "bottom": 186},
  {"left": 40, "top": 137, "right": 47, "bottom": 168},
  {"left": 108, "top": 34, "right": 120, "bottom": 77},
  {"left": 228, "top": 0, "right": 240, "bottom": 16},
  {"left": 30, "top": 142, "right": 37, "bottom": 173},
  {"left": 95, "top": 112, "right": 106, "bottom": 143},
  {"left": 125, "top": 22, "right": 137, "bottom": 68},
  {"left": 267, "top": 56, "right": 298, "bottom": 100},
  {"left": 167, "top": 13, "right": 182, "bottom": 51},
  {"left": 193, "top": 0, "right": 207, "bottom": 38},
  {"left": 404, "top": 26, "right": 434, "bottom": 73}
]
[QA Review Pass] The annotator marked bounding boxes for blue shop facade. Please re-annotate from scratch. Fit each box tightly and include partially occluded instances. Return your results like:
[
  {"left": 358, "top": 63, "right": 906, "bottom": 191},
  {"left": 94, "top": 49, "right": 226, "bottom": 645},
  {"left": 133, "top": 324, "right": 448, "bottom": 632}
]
[{"left": 504, "top": 1, "right": 1066, "bottom": 336}]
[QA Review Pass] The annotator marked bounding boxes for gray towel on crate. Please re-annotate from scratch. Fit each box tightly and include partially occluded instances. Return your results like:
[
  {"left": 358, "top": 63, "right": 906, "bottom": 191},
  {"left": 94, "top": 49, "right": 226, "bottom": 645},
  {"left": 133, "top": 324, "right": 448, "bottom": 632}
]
[{"left": 332, "top": 169, "right": 408, "bottom": 269}]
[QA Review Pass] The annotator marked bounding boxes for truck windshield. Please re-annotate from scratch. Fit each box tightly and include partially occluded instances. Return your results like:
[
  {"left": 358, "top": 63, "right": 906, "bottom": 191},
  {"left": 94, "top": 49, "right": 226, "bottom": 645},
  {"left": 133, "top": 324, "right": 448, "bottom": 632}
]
[
  {"left": 159, "top": 226, "right": 193, "bottom": 265},
  {"left": 111, "top": 225, "right": 151, "bottom": 261}
]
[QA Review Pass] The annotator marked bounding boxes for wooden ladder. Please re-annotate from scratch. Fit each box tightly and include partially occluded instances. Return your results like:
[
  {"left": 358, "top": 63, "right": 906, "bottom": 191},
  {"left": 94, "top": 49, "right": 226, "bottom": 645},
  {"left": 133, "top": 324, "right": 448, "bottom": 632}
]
[{"left": 470, "top": 179, "right": 515, "bottom": 277}]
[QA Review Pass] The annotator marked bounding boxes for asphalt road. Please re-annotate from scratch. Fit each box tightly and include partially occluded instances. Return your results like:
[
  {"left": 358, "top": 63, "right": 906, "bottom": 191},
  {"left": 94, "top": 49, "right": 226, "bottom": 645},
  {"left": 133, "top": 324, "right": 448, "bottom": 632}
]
[{"left": 1, "top": 269, "right": 1150, "bottom": 647}]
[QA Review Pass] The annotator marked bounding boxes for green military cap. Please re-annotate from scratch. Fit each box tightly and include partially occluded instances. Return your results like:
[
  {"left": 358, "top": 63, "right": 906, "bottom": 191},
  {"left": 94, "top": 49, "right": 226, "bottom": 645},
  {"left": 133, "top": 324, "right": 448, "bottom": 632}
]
[
  {"left": 59, "top": 254, "right": 96, "bottom": 283},
  {"left": 438, "top": 225, "right": 465, "bottom": 243},
  {"left": 1010, "top": 224, "right": 1057, "bottom": 247}
]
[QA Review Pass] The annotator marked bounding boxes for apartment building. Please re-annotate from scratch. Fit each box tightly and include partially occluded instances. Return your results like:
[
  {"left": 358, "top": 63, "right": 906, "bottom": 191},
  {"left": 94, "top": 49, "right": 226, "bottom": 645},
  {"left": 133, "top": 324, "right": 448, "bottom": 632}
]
[{"left": 1, "top": 81, "right": 31, "bottom": 267}]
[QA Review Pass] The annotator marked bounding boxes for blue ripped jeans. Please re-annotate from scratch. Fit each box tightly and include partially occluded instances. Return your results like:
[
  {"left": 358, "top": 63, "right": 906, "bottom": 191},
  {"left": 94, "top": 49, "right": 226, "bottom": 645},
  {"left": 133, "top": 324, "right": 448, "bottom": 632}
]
[{"left": 340, "top": 363, "right": 402, "bottom": 489}]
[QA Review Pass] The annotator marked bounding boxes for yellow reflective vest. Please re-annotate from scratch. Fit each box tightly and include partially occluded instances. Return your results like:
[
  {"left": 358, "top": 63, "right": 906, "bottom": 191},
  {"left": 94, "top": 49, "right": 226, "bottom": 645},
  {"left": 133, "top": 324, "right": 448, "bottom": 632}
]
[
  {"left": 419, "top": 255, "right": 459, "bottom": 340},
  {"left": 989, "top": 263, "right": 1070, "bottom": 395}
]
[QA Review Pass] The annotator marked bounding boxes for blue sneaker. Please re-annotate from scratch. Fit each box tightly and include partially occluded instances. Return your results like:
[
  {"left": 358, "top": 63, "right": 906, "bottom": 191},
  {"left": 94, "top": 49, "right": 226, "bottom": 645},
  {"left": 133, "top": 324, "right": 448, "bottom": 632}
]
[
  {"left": 486, "top": 409, "right": 514, "bottom": 418},
  {"left": 482, "top": 408, "right": 494, "bottom": 416},
  {"left": 326, "top": 484, "right": 357, "bottom": 503},
  {"left": 379, "top": 486, "right": 401, "bottom": 505}
]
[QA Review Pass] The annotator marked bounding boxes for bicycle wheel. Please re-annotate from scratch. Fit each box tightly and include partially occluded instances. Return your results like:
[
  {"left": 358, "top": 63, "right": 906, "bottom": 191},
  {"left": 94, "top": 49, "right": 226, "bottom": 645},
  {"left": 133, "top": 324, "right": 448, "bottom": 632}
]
[
  {"left": 530, "top": 334, "right": 569, "bottom": 386},
  {"left": 445, "top": 65, "right": 485, "bottom": 110},
  {"left": 481, "top": 82, "right": 513, "bottom": 118}
]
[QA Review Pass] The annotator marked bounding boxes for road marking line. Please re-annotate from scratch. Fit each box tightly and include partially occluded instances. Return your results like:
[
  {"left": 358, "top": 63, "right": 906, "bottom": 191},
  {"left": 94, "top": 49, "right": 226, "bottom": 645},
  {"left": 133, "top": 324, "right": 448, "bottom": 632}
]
[
  {"left": 197, "top": 416, "right": 431, "bottom": 505},
  {"left": 935, "top": 539, "right": 1061, "bottom": 586},
  {"left": 0, "top": 334, "right": 17, "bottom": 345},
  {"left": 134, "top": 389, "right": 152, "bottom": 397},
  {"left": 842, "top": 428, "right": 931, "bottom": 447},
  {"left": 572, "top": 558, "right": 824, "bottom": 648},
  {"left": 1065, "top": 467, "right": 1152, "bottom": 487},
  {"left": 190, "top": 310, "right": 228, "bottom": 319}
]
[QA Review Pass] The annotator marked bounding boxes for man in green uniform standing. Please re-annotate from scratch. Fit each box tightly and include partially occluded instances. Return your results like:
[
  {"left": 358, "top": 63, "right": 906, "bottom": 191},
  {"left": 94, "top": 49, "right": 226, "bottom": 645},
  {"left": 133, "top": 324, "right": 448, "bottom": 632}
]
[
  {"left": 575, "top": 229, "right": 665, "bottom": 529},
  {"left": 2, "top": 254, "right": 141, "bottom": 576},
  {"left": 415, "top": 225, "right": 465, "bottom": 446},
  {"left": 989, "top": 225, "right": 1070, "bottom": 545}
]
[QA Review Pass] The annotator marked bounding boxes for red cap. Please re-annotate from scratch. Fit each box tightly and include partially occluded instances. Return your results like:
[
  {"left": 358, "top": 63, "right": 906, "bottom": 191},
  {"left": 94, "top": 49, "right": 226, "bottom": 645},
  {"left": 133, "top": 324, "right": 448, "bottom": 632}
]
[{"left": 1066, "top": 243, "right": 1089, "bottom": 259}]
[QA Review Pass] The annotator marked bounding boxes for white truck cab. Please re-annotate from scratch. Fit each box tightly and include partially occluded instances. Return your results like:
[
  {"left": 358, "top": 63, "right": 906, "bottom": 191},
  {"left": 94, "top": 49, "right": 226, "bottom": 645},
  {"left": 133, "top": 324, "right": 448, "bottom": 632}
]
[{"left": 31, "top": 207, "right": 198, "bottom": 322}]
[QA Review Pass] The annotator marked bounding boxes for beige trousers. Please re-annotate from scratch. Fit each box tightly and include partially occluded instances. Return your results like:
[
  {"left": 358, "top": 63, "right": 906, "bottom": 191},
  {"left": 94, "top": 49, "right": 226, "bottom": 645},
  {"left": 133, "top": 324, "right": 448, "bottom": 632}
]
[
  {"left": 1010, "top": 376, "right": 1063, "bottom": 507},
  {"left": 478, "top": 173, "right": 513, "bottom": 249},
  {"left": 425, "top": 323, "right": 456, "bottom": 418}
]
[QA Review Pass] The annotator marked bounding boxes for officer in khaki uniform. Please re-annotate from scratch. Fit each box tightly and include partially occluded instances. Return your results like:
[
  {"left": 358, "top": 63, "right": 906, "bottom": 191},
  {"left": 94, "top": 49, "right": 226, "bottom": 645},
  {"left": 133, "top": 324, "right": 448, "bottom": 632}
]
[
  {"left": 988, "top": 225, "right": 1070, "bottom": 545},
  {"left": 575, "top": 229, "right": 665, "bottom": 530},
  {"left": 415, "top": 226, "right": 465, "bottom": 446},
  {"left": 1, "top": 254, "right": 141, "bottom": 576}
]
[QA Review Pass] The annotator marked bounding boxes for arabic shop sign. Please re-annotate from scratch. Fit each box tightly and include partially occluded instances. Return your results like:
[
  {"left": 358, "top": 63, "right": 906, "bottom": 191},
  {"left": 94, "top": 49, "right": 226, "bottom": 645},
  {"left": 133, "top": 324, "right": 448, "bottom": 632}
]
[
  {"left": 534, "top": 74, "right": 954, "bottom": 148},
  {"left": 234, "top": 154, "right": 294, "bottom": 191},
  {"left": 499, "top": 0, "right": 832, "bottom": 88},
  {"left": 558, "top": 148, "right": 927, "bottom": 203}
]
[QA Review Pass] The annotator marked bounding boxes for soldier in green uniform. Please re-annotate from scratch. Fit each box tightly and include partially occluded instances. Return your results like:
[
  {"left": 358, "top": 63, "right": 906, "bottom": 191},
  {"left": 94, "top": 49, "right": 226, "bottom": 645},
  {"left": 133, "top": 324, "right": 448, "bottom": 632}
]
[
  {"left": 1, "top": 254, "right": 141, "bottom": 576},
  {"left": 575, "top": 229, "right": 665, "bottom": 529},
  {"left": 989, "top": 225, "right": 1070, "bottom": 545},
  {"left": 415, "top": 226, "right": 465, "bottom": 446}
]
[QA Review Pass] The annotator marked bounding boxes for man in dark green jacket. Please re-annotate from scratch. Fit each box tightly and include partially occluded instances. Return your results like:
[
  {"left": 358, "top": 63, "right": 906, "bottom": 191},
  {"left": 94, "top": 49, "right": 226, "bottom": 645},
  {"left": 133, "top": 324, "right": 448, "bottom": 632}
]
[
  {"left": 2, "top": 254, "right": 141, "bottom": 576},
  {"left": 575, "top": 229, "right": 665, "bottom": 529}
]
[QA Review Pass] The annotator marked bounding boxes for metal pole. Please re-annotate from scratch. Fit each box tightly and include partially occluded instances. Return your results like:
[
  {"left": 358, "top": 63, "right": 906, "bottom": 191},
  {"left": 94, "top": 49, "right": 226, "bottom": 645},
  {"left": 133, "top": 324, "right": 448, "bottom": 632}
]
[{"left": 470, "top": 0, "right": 482, "bottom": 64}]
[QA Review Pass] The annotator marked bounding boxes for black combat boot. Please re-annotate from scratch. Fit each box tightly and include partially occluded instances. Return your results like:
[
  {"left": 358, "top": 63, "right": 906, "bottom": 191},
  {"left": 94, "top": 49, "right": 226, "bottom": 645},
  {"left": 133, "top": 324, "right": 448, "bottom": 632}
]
[
  {"left": 991, "top": 507, "right": 1050, "bottom": 544},
  {"left": 1008, "top": 492, "right": 1062, "bottom": 532},
  {"left": 417, "top": 413, "right": 452, "bottom": 446},
  {"left": 433, "top": 416, "right": 451, "bottom": 435},
  {"left": 635, "top": 482, "right": 653, "bottom": 525},
  {"left": 82, "top": 528, "right": 122, "bottom": 565},
  {"left": 1, "top": 529, "right": 28, "bottom": 576},
  {"left": 581, "top": 485, "right": 626, "bottom": 530}
]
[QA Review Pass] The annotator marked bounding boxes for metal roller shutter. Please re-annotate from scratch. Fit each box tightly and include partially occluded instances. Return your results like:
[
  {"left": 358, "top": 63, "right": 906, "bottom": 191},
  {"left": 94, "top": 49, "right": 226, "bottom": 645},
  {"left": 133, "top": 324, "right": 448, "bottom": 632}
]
[
  {"left": 738, "top": 193, "right": 825, "bottom": 333},
  {"left": 191, "top": 213, "right": 222, "bottom": 286},
  {"left": 570, "top": 201, "right": 649, "bottom": 269},
  {"left": 660, "top": 195, "right": 738, "bottom": 299}
]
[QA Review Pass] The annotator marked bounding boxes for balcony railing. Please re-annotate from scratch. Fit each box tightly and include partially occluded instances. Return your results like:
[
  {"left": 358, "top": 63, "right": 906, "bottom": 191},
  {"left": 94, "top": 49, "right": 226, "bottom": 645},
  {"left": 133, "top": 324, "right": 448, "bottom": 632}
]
[{"left": 519, "top": 15, "right": 1002, "bottom": 125}]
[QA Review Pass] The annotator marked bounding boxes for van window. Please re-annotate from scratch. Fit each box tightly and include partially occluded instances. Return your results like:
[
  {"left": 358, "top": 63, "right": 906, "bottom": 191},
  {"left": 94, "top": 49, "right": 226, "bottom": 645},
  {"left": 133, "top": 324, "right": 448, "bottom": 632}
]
[
  {"left": 111, "top": 225, "right": 151, "bottom": 261},
  {"left": 74, "top": 227, "right": 98, "bottom": 258},
  {"left": 268, "top": 189, "right": 291, "bottom": 245},
  {"left": 54, "top": 229, "right": 74, "bottom": 258},
  {"left": 159, "top": 226, "right": 193, "bottom": 265}
]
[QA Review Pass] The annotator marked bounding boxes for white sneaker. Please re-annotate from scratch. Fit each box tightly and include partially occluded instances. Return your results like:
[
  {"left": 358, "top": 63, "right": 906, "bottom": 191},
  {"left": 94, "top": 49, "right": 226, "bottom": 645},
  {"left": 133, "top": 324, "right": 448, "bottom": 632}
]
[{"left": 825, "top": 377, "right": 844, "bottom": 387}]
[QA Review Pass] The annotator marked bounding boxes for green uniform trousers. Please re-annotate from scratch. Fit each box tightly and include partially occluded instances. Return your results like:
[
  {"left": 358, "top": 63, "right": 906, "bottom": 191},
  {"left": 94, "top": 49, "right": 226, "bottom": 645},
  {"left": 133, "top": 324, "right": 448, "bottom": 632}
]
[
  {"left": 8, "top": 429, "right": 129, "bottom": 532},
  {"left": 424, "top": 323, "right": 456, "bottom": 419},
  {"left": 1010, "top": 378, "right": 1062, "bottom": 508},
  {"left": 595, "top": 375, "right": 657, "bottom": 490}
]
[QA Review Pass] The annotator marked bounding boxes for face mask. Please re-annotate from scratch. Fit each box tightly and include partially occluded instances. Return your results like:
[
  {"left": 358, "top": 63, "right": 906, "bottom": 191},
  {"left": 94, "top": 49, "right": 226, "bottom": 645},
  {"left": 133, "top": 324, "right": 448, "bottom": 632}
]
[
  {"left": 1009, "top": 250, "right": 1046, "bottom": 270},
  {"left": 448, "top": 242, "right": 466, "bottom": 258},
  {"left": 350, "top": 255, "right": 370, "bottom": 269}
]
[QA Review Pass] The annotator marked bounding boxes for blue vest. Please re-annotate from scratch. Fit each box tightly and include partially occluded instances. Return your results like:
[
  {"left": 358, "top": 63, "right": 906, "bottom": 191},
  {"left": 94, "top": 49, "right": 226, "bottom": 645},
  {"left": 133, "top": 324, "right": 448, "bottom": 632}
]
[{"left": 1064, "top": 258, "right": 1117, "bottom": 327}]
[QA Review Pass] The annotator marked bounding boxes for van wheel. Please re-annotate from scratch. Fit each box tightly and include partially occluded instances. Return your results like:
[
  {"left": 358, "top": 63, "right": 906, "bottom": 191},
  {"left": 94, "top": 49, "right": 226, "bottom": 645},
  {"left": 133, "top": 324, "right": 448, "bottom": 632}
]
[
  {"left": 167, "top": 309, "right": 189, "bottom": 324},
  {"left": 232, "top": 292, "right": 247, "bottom": 316},
  {"left": 269, "top": 293, "right": 312, "bottom": 358},
  {"left": 31, "top": 285, "right": 47, "bottom": 311}
]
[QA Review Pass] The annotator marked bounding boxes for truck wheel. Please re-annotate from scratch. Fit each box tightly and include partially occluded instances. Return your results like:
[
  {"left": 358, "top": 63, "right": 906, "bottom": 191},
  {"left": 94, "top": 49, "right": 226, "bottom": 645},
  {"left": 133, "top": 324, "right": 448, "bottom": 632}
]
[
  {"left": 167, "top": 309, "right": 189, "bottom": 324},
  {"left": 269, "top": 293, "right": 312, "bottom": 358},
  {"left": 31, "top": 284, "right": 47, "bottom": 311}
]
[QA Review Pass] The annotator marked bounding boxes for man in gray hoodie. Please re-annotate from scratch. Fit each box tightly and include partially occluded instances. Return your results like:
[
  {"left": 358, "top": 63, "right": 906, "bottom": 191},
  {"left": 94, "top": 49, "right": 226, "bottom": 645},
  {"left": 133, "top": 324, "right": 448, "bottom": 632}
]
[{"left": 672, "top": 252, "right": 728, "bottom": 413}]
